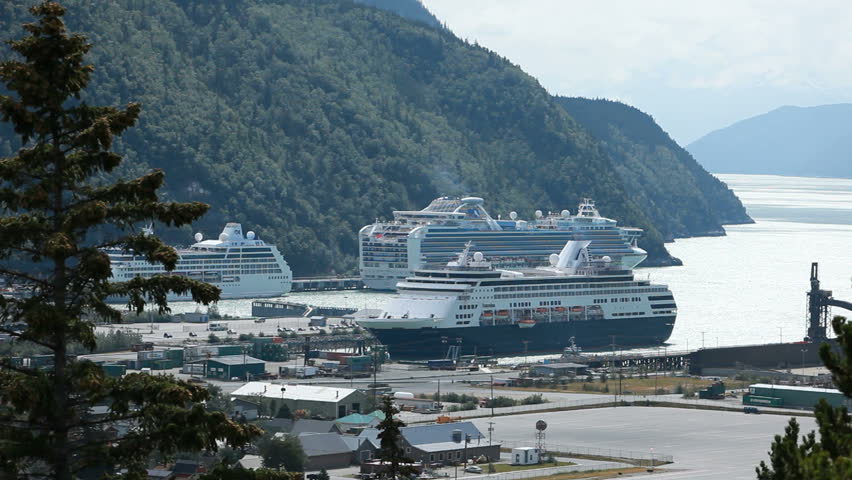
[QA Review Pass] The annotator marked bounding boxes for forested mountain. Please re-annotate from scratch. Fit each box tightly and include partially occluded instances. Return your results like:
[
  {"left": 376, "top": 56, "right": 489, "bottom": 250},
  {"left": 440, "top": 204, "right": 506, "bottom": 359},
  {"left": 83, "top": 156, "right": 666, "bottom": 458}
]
[
  {"left": 687, "top": 104, "right": 852, "bottom": 178},
  {"left": 0, "top": 0, "right": 746, "bottom": 275},
  {"left": 353, "top": 0, "right": 442, "bottom": 28},
  {"left": 557, "top": 98, "right": 752, "bottom": 239}
]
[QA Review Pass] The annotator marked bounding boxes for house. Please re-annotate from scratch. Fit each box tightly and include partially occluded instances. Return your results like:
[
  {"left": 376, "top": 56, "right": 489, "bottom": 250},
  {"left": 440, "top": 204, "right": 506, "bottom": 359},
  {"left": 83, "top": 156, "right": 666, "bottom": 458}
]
[
  {"left": 298, "top": 432, "right": 353, "bottom": 470},
  {"left": 232, "top": 382, "right": 368, "bottom": 419},
  {"left": 398, "top": 422, "right": 500, "bottom": 465},
  {"left": 290, "top": 419, "right": 340, "bottom": 435},
  {"left": 340, "top": 435, "right": 378, "bottom": 464},
  {"left": 146, "top": 469, "right": 172, "bottom": 480},
  {"left": 335, "top": 411, "right": 383, "bottom": 433},
  {"left": 237, "top": 454, "right": 264, "bottom": 470},
  {"left": 205, "top": 355, "right": 266, "bottom": 380},
  {"left": 170, "top": 460, "right": 202, "bottom": 479},
  {"left": 232, "top": 398, "right": 260, "bottom": 421}
]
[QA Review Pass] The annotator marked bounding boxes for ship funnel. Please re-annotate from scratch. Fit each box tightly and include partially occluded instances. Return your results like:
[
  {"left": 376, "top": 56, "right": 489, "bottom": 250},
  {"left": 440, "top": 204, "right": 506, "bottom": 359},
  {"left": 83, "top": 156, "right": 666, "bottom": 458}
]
[{"left": 556, "top": 240, "right": 592, "bottom": 269}]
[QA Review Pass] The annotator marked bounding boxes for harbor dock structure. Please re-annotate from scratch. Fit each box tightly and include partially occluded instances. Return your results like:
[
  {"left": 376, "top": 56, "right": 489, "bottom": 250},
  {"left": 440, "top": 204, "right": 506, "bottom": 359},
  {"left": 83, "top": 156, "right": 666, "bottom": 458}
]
[{"left": 291, "top": 276, "right": 364, "bottom": 292}]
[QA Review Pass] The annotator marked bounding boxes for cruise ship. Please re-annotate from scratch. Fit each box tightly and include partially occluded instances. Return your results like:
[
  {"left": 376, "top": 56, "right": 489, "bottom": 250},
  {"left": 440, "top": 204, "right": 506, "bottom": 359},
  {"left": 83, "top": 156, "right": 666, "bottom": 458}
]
[
  {"left": 355, "top": 241, "right": 676, "bottom": 360},
  {"left": 108, "top": 223, "right": 292, "bottom": 300},
  {"left": 359, "top": 196, "right": 646, "bottom": 290}
]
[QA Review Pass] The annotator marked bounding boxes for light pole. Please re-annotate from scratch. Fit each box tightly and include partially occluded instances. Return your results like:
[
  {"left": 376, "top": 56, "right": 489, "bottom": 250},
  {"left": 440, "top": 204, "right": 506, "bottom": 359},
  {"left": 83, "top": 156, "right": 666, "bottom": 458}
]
[
  {"left": 778, "top": 327, "right": 783, "bottom": 344},
  {"left": 701, "top": 331, "right": 706, "bottom": 349},
  {"left": 801, "top": 349, "right": 808, "bottom": 379}
]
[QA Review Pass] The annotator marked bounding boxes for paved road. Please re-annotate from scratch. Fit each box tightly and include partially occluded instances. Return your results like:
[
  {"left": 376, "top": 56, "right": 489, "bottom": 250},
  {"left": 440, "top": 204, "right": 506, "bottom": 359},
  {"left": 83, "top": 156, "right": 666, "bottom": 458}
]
[{"left": 470, "top": 407, "right": 816, "bottom": 480}]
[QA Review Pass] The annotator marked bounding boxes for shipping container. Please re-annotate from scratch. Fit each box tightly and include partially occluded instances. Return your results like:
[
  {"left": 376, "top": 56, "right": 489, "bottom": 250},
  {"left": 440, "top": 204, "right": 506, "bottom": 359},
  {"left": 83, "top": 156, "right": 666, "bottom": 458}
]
[
  {"left": 101, "top": 364, "right": 126, "bottom": 377},
  {"left": 217, "top": 345, "right": 243, "bottom": 356}
]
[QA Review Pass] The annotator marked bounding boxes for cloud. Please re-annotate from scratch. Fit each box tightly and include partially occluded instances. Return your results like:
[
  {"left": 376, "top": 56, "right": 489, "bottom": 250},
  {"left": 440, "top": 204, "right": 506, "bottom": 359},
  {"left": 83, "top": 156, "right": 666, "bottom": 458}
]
[{"left": 421, "top": 0, "right": 852, "bottom": 142}]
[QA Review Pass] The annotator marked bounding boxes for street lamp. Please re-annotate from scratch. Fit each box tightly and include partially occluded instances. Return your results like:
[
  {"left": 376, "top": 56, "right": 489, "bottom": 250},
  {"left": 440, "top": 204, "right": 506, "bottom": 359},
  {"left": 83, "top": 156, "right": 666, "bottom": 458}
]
[{"left": 801, "top": 349, "right": 808, "bottom": 379}]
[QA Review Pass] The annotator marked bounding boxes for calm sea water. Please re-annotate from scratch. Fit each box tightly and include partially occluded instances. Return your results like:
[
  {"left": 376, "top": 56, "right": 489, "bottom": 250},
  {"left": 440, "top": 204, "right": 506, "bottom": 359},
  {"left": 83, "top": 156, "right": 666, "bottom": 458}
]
[{"left": 170, "top": 174, "right": 852, "bottom": 350}]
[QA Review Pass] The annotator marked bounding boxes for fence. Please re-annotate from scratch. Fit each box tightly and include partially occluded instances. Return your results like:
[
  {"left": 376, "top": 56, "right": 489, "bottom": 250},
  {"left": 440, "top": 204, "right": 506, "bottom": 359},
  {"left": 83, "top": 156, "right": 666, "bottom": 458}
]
[
  {"left": 400, "top": 393, "right": 802, "bottom": 424},
  {"left": 478, "top": 462, "right": 630, "bottom": 480},
  {"left": 500, "top": 440, "right": 673, "bottom": 464}
]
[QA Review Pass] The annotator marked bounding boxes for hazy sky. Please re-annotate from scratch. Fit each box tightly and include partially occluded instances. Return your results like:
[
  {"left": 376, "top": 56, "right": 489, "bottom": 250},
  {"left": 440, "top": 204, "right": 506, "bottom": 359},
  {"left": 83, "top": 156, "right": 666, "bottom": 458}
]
[{"left": 421, "top": 0, "right": 852, "bottom": 144}]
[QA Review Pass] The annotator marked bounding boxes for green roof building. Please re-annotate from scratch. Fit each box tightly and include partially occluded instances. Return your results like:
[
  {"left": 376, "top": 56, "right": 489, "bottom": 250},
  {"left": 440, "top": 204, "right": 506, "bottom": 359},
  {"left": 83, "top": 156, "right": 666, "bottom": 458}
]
[{"left": 206, "top": 355, "right": 266, "bottom": 381}]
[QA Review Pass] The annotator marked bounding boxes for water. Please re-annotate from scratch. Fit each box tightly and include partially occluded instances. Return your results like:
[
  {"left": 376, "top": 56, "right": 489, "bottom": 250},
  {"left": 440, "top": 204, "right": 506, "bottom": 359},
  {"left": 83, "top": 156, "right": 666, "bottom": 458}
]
[{"left": 169, "top": 174, "right": 852, "bottom": 350}]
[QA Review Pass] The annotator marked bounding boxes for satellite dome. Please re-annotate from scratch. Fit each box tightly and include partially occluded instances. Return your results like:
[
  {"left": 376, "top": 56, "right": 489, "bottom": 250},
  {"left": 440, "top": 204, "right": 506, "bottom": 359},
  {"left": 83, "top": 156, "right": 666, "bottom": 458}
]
[
  {"left": 461, "top": 197, "right": 484, "bottom": 205},
  {"left": 219, "top": 233, "right": 229, "bottom": 242},
  {"left": 561, "top": 209, "right": 570, "bottom": 218},
  {"left": 509, "top": 211, "right": 518, "bottom": 220},
  {"left": 602, "top": 256, "right": 612, "bottom": 263},
  {"left": 535, "top": 210, "right": 543, "bottom": 219},
  {"left": 194, "top": 232, "right": 203, "bottom": 242},
  {"left": 246, "top": 231, "right": 256, "bottom": 240},
  {"left": 473, "top": 252, "right": 484, "bottom": 262},
  {"left": 549, "top": 253, "right": 559, "bottom": 266}
]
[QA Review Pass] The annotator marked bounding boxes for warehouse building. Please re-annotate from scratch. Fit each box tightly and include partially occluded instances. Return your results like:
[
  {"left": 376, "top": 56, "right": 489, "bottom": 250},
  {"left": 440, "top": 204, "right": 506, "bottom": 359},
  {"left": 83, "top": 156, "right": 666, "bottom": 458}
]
[
  {"left": 205, "top": 355, "right": 266, "bottom": 380},
  {"left": 743, "top": 383, "right": 852, "bottom": 409},
  {"left": 232, "top": 382, "right": 368, "bottom": 419}
]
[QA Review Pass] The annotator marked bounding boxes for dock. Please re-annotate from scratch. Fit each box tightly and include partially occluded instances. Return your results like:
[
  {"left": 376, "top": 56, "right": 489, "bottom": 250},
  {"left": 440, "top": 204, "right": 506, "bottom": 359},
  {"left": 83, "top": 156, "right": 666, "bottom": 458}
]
[{"left": 291, "top": 276, "right": 364, "bottom": 292}]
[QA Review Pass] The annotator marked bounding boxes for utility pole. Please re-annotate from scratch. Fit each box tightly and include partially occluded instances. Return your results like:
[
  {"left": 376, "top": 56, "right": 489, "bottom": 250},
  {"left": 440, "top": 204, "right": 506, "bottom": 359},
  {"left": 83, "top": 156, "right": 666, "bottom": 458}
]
[
  {"left": 778, "top": 327, "right": 783, "bottom": 344},
  {"left": 801, "top": 348, "right": 808, "bottom": 379},
  {"left": 490, "top": 374, "right": 494, "bottom": 417},
  {"left": 701, "top": 331, "right": 706, "bottom": 349},
  {"left": 487, "top": 421, "right": 495, "bottom": 446}
]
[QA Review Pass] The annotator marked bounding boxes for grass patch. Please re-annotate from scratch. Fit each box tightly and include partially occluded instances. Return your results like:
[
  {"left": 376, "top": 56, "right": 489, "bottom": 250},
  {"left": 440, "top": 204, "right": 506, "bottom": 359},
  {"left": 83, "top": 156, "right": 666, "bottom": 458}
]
[
  {"left": 535, "top": 467, "right": 650, "bottom": 479},
  {"left": 490, "top": 462, "right": 575, "bottom": 472}
]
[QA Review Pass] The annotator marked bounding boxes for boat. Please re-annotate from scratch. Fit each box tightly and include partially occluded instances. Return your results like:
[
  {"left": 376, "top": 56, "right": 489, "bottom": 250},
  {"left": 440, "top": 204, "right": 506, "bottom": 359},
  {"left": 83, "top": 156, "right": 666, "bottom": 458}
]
[
  {"left": 359, "top": 196, "right": 647, "bottom": 290},
  {"left": 107, "top": 223, "right": 292, "bottom": 301},
  {"left": 354, "top": 240, "right": 676, "bottom": 360}
]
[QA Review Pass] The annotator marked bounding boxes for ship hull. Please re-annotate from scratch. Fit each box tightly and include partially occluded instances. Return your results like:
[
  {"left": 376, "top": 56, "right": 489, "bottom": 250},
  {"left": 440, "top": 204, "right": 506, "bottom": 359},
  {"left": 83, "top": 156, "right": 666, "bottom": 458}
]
[{"left": 365, "top": 315, "right": 676, "bottom": 360}]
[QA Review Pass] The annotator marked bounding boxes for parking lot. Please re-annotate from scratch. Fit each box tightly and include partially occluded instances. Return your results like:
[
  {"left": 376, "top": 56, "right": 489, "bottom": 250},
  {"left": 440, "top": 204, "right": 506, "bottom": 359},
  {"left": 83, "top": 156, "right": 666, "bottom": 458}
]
[{"left": 471, "top": 407, "right": 816, "bottom": 480}]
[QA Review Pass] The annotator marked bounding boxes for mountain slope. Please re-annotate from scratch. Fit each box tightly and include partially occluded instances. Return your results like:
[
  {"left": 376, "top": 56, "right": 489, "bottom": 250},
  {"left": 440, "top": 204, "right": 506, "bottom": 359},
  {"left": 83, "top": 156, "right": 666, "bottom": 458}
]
[
  {"left": 557, "top": 98, "right": 752, "bottom": 239},
  {"left": 1, "top": 0, "right": 740, "bottom": 275},
  {"left": 353, "top": 0, "right": 442, "bottom": 28},
  {"left": 687, "top": 104, "right": 852, "bottom": 178}
]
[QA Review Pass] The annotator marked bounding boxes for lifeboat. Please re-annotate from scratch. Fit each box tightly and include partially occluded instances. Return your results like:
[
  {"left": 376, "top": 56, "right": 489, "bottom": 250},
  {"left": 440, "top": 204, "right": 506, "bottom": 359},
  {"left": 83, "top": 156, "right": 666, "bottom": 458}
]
[
  {"left": 481, "top": 311, "right": 494, "bottom": 318},
  {"left": 535, "top": 307, "right": 548, "bottom": 314},
  {"left": 570, "top": 306, "right": 584, "bottom": 313},
  {"left": 518, "top": 319, "right": 536, "bottom": 328},
  {"left": 495, "top": 310, "right": 510, "bottom": 319},
  {"left": 554, "top": 306, "right": 567, "bottom": 313}
]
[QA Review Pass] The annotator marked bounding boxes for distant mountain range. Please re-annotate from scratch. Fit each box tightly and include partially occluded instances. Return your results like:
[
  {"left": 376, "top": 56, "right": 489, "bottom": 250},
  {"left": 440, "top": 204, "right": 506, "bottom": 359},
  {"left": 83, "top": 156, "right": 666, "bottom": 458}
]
[
  {"left": 687, "top": 104, "right": 852, "bottom": 178},
  {"left": 0, "top": 0, "right": 750, "bottom": 275}
]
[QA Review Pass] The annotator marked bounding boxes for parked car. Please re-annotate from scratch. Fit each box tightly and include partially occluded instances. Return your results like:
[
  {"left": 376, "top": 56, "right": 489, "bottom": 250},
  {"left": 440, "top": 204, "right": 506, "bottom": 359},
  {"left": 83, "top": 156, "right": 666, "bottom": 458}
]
[
  {"left": 744, "top": 406, "right": 761, "bottom": 414},
  {"left": 464, "top": 466, "right": 482, "bottom": 474}
]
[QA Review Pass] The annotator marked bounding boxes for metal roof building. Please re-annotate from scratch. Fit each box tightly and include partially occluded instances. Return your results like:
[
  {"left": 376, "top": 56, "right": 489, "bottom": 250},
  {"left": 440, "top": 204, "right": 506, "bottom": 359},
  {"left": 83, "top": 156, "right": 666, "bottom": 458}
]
[
  {"left": 205, "top": 355, "right": 265, "bottom": 381},
  {"left": 232, "top": 381, "right": 368, "bottom": 419}
]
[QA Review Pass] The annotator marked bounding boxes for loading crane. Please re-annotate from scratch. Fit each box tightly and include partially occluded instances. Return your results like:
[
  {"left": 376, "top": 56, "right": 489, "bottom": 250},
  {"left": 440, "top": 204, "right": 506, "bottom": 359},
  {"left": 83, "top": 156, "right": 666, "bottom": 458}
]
[{"left": 806, "top": 262, "right": 852, "bottom": 341}]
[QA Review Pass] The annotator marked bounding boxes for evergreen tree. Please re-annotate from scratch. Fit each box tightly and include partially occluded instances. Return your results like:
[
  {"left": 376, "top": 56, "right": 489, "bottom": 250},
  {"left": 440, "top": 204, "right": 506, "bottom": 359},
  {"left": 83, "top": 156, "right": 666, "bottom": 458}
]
[
  {"left": 260, "top": 435, "right": 305, "bottom": 472},
  {"left": 757, "top": 316, "right": 852, "bottom": 479},
  {"left": 376, "top": 396, "right": 414, "bottom": 479},
  {"left": 0, "top": 3, "right": 259, "bottom": 478}
]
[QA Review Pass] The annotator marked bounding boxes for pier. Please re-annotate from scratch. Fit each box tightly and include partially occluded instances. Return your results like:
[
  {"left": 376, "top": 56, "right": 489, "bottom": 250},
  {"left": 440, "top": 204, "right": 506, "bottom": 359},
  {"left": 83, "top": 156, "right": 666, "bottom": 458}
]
[{"left": 291, "top": 276, "right": 364, "bottom": 292}]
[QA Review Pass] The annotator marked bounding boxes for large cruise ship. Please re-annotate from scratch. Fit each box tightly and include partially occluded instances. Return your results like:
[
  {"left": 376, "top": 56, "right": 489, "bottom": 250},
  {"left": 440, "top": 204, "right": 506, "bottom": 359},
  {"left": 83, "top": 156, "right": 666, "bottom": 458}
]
[
  {"left": 355, "top": 241, "right": 676, "bottom": 360},
  {"left": 359, "top": 196, "right": 646, "bottom": 290},
  {"left": 108, "top": 223, "right": 292, "bottom": 300}
]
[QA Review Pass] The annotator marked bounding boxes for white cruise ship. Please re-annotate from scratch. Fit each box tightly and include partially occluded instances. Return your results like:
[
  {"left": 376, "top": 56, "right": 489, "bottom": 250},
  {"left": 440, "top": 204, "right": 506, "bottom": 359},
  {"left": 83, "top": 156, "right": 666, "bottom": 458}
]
[
  {"left": 108, "top": 223, "right": 292, "bottom": 300},
  {"left": 355, "top": 241, "right": 676, "bottom": 360},
  {"left": 359, "top": 196, "right": 646, "bottom": 290}
]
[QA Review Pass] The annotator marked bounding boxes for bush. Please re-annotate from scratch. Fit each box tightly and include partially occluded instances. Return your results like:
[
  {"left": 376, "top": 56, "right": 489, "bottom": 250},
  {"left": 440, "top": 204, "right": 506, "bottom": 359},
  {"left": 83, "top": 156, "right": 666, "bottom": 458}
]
[
  {"left": 208, "top": 333, "right": 221, "bottom": 344},
  {"left": 520, "top": 394, "right": 545, "bottom": 405},
  {"left": 484, "top": 396, "right": 517, "bottom": 408}
]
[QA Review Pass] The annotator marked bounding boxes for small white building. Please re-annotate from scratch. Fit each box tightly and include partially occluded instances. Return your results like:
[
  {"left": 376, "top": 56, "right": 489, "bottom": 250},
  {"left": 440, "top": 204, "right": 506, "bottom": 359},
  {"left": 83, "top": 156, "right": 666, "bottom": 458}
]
[{"left": 511, "top": 447, "right": 539, "bottom": 465}]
